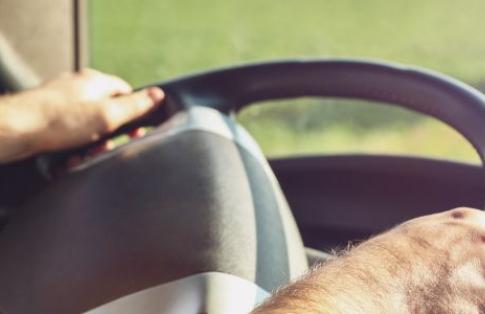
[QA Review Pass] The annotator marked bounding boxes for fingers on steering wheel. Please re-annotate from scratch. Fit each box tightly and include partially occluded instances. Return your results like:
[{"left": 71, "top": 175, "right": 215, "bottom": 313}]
[{"left": 100, "top": 87, "right": 164, "bottom": 133}]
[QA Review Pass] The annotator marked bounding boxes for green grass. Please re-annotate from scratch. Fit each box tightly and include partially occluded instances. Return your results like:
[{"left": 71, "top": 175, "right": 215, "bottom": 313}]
[
  {"left": 238, "top": 99, "right": 477, "bottom": 161},
  {"left": 88, "top": 0, "right": 485, "bottom": 163}
]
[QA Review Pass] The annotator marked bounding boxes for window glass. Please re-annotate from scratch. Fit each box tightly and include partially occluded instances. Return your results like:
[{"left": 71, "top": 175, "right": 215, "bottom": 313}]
[
  {"left": 237, "top": 99, "right": 477, "bottom": 161},
  {"left": 88, "top": 0, "right": 485, "bottom": 163}
]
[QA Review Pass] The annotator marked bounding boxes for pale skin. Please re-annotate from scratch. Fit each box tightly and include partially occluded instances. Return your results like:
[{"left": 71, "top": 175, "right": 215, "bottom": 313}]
[
  {"left": 0, "top": 69, "right": 164, "bottom": 162},
  {"left": 253, "top": 207, "right": 485, "bottom": 313},
  {"left": 0, "top": 70, "right": 483, "bottom": 313}
]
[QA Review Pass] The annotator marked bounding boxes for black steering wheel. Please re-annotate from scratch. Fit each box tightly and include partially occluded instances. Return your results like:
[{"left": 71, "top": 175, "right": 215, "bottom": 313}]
[
  {"left": 154, "top": 59, "right": 485, "bottom": 160},
  {"left": 36, "top": 59, "right": 485, "bottom": 175},
  {"left": 1, "top": 59, "right": 485, "bottom": 314}
]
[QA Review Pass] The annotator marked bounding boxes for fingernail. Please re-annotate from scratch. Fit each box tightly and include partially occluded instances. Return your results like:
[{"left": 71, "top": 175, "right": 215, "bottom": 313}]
[{"left": 146, "top": 87, "right": 165, "bottom": 104}]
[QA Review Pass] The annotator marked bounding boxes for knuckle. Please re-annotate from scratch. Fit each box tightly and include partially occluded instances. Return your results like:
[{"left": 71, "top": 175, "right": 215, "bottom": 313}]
[{"left": 449, "top": 207, "right": 482, "bottom": 220}]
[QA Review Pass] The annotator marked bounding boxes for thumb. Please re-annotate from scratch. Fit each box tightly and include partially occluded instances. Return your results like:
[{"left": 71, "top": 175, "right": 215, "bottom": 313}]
[{"left": 103, "top": 87, "right": 164, "bottom": 131}]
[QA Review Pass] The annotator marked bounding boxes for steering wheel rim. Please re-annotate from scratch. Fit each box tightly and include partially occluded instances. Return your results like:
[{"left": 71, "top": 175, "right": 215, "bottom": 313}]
[
  {"left": 40, "top": 59, "right": 485, "bottom": 177},
  {"left": 155, "top": 59, "right": 485, "bottom": 164}
]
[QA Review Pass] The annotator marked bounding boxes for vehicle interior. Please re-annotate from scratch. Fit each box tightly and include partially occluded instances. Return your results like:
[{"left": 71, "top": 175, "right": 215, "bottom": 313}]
[{"left": 0, "top": 1, "right": 484, "bottom": 313}]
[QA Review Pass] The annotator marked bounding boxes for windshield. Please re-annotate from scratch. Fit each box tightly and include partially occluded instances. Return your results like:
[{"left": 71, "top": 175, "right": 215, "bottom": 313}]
[{"left": 88, "top": 0, "right": 484, "bottom": 163}]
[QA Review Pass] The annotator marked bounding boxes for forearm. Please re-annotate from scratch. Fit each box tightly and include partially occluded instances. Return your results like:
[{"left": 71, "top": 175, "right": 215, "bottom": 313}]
[
  {"left": 253, "top": 230, "right": 453, "bottom": 314},
  {"left": 253, "top": 243, "right": 409, "bottom": 313}
]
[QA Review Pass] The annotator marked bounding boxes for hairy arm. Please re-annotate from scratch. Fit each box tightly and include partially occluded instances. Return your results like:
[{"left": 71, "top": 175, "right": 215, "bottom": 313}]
[
  {"left": 253, "top": 208, "right": 485, "bottom": 313},
  {"left": 0, "top": 69, "right": 163, "bottom": 162}
]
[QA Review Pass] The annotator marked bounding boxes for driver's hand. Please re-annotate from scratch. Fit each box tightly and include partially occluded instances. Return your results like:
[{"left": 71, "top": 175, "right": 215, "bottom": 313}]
[
  {"left": 253, "top": 207, "right": 485, "bottom": 313},
  {"left": 365, "top": 207, "right": 485, "bottom": 312},
  {"left": 0, "top": 69, "right": 164, "bottom": 162}
]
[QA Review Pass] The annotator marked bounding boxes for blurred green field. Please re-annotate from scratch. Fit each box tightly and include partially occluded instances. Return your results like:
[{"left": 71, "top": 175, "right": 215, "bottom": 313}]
[{"left": 88, "top": 0, "right": 485, "bottom": 163}]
